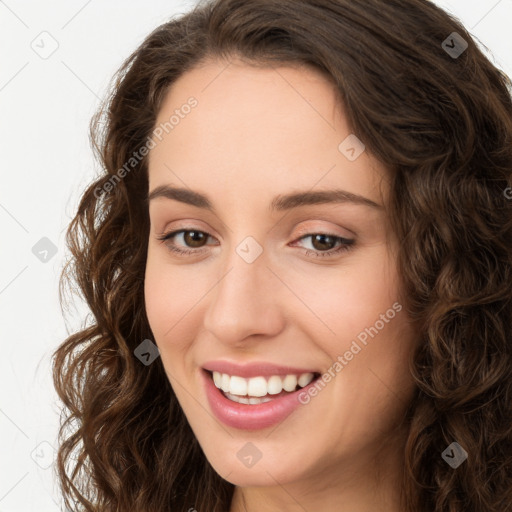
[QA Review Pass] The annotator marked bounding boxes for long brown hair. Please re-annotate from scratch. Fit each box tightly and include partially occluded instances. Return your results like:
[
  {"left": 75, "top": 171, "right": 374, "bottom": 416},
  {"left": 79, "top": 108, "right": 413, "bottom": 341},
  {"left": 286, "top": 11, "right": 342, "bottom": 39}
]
[{"left": 52, "top": 1, "right": 512, "bottom": 510}]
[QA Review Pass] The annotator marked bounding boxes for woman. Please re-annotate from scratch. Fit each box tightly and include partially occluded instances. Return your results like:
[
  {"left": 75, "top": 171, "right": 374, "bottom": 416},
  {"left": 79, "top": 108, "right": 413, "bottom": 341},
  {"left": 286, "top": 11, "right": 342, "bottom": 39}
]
[{"left": 52, "top": 0, "right": 512, "bottom": 511}]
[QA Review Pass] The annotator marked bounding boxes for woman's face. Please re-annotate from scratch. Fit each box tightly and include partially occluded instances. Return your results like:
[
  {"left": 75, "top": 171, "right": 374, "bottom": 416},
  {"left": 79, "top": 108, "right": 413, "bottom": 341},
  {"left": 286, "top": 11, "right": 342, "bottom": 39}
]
[{"left": 145, "top": 58, "right": 417, "bottom": 490}]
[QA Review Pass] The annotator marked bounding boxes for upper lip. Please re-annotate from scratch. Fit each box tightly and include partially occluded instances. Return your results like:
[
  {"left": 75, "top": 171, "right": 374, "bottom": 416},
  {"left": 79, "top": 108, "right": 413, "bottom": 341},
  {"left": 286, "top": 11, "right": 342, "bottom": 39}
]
[{"left": 202, "top": 360, "right": 319, "bottom": 378}]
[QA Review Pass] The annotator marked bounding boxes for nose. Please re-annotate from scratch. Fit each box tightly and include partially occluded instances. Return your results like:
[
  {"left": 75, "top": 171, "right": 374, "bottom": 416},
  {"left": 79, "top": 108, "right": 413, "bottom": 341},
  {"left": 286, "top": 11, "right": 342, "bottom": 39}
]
[{"left": 202, "top": 246, "right": 285, "bottom": 346}]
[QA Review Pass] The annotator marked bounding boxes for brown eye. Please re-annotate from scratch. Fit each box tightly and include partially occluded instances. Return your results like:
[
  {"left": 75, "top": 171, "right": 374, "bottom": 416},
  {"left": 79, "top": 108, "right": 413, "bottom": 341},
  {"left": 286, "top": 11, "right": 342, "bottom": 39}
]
[
  {"left": 182, "top": 230, "right": 208, "bottom": 248},
  {"left": 309, "top": 234, "right": 337, "bottom": 251},
  {"left": 291, "top": 232, "right": 355, "bottom": 258},
  {"left": 156, "top": 229, "right": 215, "bottom": 256}
]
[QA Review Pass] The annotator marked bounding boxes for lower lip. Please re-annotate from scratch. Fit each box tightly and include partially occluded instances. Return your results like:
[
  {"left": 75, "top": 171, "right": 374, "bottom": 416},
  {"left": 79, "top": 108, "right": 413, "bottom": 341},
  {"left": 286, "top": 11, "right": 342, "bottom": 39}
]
[{"left": 202, "top": 370, "right": 317, "bottom": 430}]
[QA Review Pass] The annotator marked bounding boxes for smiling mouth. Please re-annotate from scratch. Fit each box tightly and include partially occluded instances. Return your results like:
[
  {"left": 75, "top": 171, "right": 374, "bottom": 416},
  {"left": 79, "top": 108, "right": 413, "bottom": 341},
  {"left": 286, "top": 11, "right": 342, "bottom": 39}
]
[{"left": 204, "top": 369, "right": 322, "bottom": 405}]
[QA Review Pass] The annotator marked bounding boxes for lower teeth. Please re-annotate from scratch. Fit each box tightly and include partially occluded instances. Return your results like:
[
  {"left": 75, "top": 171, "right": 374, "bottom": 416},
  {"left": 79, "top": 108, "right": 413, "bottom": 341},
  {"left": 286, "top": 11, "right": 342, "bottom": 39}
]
[{"left": 224, "top": 391, "right": 276, "bottom": 404}]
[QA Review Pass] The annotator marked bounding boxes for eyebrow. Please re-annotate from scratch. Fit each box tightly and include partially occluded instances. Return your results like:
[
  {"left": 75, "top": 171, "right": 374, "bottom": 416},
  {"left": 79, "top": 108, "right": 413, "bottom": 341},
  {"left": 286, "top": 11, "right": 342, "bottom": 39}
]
[{"left": 147, "top": 185, "right": 383, "bottom": 211}]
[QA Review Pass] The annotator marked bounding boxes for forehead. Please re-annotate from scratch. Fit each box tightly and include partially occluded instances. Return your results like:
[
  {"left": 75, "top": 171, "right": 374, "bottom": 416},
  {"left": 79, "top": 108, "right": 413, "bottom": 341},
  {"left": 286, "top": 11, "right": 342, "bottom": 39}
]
[{"left": 148, "top": 59, "right": 388, "bottom": 208}]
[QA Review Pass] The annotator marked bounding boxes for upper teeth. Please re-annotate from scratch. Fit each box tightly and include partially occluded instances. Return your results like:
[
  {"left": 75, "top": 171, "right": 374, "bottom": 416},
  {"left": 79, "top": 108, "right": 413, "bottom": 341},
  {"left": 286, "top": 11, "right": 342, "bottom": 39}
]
[{"left": 212, "top": 371, "right": 315, "bottom": 397}]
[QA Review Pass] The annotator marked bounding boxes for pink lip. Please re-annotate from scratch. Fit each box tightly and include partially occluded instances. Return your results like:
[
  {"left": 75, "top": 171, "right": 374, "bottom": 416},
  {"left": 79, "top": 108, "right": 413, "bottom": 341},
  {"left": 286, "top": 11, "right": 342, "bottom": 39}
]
[
  {"left": 202, "top": 360, "right": 317, "bottom": 378},
  {"left": 201, "top": 368, "right": 319, "bottom": 430}
]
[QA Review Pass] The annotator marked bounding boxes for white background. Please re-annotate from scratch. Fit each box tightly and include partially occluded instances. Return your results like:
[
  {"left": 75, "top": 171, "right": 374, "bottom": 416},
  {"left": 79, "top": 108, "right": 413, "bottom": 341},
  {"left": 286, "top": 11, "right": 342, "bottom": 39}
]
[{"left": 1, "top": 1, "right": 511, "bottom": 510}]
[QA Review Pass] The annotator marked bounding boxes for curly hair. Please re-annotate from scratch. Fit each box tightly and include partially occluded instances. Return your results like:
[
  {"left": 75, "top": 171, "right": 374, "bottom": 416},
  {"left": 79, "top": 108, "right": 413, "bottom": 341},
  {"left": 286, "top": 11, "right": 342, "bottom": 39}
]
[{"left": 52, "top": 0, "right": 512, "bottom": 510}]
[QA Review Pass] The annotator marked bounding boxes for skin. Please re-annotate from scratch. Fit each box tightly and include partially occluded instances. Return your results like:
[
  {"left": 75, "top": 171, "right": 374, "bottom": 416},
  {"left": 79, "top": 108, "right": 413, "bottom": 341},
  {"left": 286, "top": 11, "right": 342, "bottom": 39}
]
[{"left": 144, "top": 57, "right": 418, "bottom": 512}]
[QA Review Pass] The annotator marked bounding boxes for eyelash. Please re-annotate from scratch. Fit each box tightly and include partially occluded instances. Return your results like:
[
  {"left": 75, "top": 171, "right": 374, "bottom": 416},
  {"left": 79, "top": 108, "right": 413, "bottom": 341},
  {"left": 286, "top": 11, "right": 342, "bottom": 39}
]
[{"left": 156, "top": 228, "right": 355, "bottom": 259}]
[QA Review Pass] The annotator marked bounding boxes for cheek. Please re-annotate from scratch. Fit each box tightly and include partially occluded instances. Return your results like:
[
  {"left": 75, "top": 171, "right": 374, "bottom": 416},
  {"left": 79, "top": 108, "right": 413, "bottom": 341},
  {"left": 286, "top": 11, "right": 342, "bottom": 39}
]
[
  {"left": 288, "top": 250, "right": 400, "bottom": 345},
  {"left": 144, "top": 249, "right": 196, "bottom": 355},
  {"left": 287, "top": 248, "right": 414, "bottom": 401}
]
